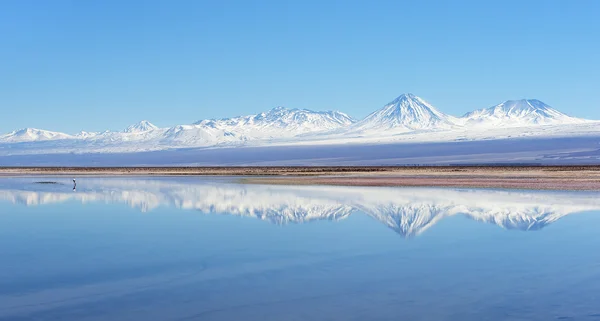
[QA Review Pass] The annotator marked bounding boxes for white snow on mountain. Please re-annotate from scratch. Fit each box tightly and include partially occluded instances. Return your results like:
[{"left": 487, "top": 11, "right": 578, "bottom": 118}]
[
  {"left": 159, "top": 124, "right": 245, "bottom": 147},
  {"left": 0, "top": 107, "right": 354, "bottom": 153},
  {"left": 195, "top": 106, "right": 355, "bottom": 139},
  {"left": 2, "top": 178, "right": 599, "bottom": 237},
  {"left": 0, "top": 94, "right": 598, "bottom": 158},
  {"left": 74, "top": 131, "right": 101, "bottom": 139},
  {"left": 460, "top": 99, "right": 589, "bottom": 128},
  {"left": 0, "top": 128, "right": 73, "bottom": 143},
  {"left": 349, "top": 93, "right": 458, "bottom": 132},
  {"left": 123, "top": 120, "right": 159, "bottom": 133}
]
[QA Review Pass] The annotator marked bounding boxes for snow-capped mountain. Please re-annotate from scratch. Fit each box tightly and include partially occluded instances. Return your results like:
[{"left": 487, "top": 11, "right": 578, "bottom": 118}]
[
  {"left": 148, "top": 105, "right": 356, "bottom": 149},
  {"left": 123, "top": 120, "right": 159, "bottom": 133},
  {"left": 0, "top": 128, "right": 73, "bottom": 143},
  {"left": 350, "top": 94, "right": 458, "bottom": 132},
  {"left": 460, "top": 99, "right": 588, "bottom": 127},
  {"left": 0, "top": 94, "right": 598, "bottom": 157},
  {"left": 2, "top": 178, "right": 599, "bottom": 237},
  {"left": 195, "top": 106, "right": 355, "bottom": 138},
  {"left": 160, "top": 124, "right": 244, "bottom": 147},
  {"left": 75, "top": 131, "right": 101, "bottom": 139}
]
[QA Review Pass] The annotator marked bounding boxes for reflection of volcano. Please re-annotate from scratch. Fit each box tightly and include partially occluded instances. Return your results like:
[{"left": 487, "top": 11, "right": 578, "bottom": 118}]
[
  {"left": 363, "top": 203, "right": 575, "bottom": 237},
  {"left": 1, "top": 178, "right": 599, "bottom": 237}
]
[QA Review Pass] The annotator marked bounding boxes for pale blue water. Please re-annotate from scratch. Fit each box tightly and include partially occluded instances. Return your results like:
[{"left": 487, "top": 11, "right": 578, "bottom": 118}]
[{"left": 1, "top": 177, "right": 600, "bottom": 321}]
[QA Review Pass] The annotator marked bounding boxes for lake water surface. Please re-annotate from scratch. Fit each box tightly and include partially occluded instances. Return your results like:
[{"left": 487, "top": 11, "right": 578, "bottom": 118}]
[{"left": 1, "top": 177, "right": 600, "bottom": 321}]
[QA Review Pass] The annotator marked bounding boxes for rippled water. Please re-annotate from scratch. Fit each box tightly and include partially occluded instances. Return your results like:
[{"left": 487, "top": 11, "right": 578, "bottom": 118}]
[{"left": 1, "top": 177, "right": 600, "bottom": 321}]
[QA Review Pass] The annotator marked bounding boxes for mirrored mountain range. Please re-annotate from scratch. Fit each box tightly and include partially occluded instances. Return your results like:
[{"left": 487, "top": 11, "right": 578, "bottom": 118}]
[{"left": 1, "top": 178, "right": 599, "bottom": 237}]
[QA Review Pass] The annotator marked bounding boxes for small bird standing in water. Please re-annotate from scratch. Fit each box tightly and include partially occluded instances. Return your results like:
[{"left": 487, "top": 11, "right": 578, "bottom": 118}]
[{"left": 73, "top": 179, "right": 76, "bottom": 191}]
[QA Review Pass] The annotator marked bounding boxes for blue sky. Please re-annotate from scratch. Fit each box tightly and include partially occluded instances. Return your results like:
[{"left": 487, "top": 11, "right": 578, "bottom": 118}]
[{"left": 1, "top": 0, "right": 599, "bottom": 133}]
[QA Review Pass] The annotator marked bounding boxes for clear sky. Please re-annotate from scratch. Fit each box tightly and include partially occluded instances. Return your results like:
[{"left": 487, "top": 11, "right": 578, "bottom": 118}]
[{"left": 1, "top": 0, "right": 599, "bottom": 133}]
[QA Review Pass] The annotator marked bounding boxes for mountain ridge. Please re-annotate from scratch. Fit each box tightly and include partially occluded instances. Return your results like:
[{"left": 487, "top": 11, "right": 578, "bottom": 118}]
[
  {"left": 0, "top": 94, "right": 597, "bottom": 153},
  {"left": 0, "top": 128, "right": 74, "bottom": 143},
  {"left": 193, "top": 106, "right": 355, "bottom": 139},
  {"left": 461, "top": 99, "right": 588, "bottom": 127}
]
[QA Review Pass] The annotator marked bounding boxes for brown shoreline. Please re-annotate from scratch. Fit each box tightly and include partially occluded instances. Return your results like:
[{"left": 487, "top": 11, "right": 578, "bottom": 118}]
[
  {"left": 242, "top": 176, "right": 600, "bottom": 191},
  {"left": 1, "top": 166, "right": 600, "bottom": 190},
  {"left": 1, "top": 165, "right": 600, "bottom": 175}
]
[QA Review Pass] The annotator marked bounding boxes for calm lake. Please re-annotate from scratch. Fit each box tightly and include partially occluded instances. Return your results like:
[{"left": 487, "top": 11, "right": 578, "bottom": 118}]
[{"left": 1, "top": 177, "right": 599, "bottom": 321}]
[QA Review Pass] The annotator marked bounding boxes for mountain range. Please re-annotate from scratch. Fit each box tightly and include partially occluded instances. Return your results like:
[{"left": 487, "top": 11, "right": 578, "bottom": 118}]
[
  {"left": 1, "top": 94, "right": 598, "bottom": 156},
  {"left": 2, "top": 177, "right": 599, "bottom": 237}
]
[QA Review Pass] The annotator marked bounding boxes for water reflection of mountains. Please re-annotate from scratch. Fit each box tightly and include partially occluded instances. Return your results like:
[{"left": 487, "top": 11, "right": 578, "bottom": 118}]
[{"left": 2, "top": 178, "right": 599, "bottom": 237}]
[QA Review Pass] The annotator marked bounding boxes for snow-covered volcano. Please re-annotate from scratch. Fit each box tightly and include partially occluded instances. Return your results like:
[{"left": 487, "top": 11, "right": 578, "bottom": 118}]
[
  {"left": 123, "top": 120, "right": 159, "bottom": 133},
  {"left": 349, "top": 94, "right": 458, "bottom": 132},
  {"left": 461, "top": 99, "right": 588, "bottom": 127}
]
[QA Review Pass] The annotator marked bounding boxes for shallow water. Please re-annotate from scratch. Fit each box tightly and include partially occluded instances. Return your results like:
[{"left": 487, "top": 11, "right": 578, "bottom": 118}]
[{"left": 1, "top": 177, "right": 600, "bottom": 321}]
